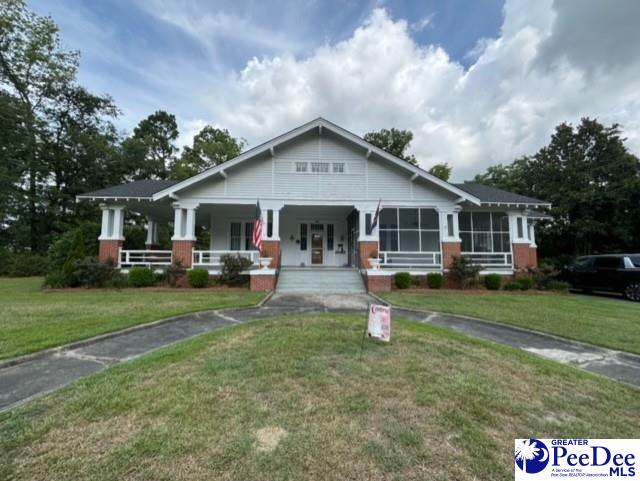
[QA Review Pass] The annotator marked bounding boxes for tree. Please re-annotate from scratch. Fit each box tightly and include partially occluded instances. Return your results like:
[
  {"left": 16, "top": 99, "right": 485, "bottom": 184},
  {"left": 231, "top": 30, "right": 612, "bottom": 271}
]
[
  {"left": 473, "top": 118, "right": 640, "bottom": 258},
  {"left": 427, "top": 162, "right": 452, "bottom": 181},
  {"left": 0, "top": 0, "right": 79, "bottom": 251},
  {"left": 364, "top": 128, "right": 417, "bottom": 165},
  {"left": 130, "top": 110, "right": 178, "bottom": 179},
  {"left": 170, "top": 125, "right": 244, "bottom": 180}
]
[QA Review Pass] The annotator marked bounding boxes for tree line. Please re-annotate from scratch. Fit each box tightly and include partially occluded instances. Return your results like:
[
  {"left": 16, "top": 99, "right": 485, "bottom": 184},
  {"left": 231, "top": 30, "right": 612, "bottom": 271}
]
[{"left": 2, "top": 0, "right": 639, "bottom": 263}]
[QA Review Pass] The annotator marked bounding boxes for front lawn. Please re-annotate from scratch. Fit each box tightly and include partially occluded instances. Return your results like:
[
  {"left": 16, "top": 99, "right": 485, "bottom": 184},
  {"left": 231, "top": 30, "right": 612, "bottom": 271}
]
[
  {"left": 1, "top": 314, "right": 638, "bottom": 480},
  {"left": 0, "top": 277, "right": 265, "bottom": 360},
  {"left": 380, "top": 290, "right": 640, "bottom": 354}
]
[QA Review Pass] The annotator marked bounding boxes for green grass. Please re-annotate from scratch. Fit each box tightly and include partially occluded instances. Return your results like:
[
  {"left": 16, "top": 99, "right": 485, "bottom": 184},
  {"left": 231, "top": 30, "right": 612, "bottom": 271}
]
[
  {"left": 1, "top": 314, "right": 638, "bottom": 480},
  {"left": 0, "top": 277, "right": 265, "bottom": 360},
  {"left": 380, "top": 290, "right": 640, "bottom": 354}
]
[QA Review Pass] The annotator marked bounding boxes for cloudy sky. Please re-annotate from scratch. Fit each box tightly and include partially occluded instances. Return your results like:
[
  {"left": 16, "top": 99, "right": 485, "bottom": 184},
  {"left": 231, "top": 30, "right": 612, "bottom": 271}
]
[{"left": 30, "top": 0, "right": 640, "bottom": 181}]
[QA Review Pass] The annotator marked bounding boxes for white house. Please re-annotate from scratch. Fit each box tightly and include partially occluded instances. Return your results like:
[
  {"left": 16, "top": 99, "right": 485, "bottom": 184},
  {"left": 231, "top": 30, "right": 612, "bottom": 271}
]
[{"left": 78, "top": 118, "right": 549, "bottom": 292}]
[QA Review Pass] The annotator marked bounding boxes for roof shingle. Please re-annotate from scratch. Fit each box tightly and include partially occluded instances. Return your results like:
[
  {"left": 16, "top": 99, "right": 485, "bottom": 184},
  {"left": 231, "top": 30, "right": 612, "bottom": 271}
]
[
  {"left": 77, "top": 179, "right": 179, "bottom": 199},
  {"left": 453, "top": 182, "right": 549, "bottom": 205}
]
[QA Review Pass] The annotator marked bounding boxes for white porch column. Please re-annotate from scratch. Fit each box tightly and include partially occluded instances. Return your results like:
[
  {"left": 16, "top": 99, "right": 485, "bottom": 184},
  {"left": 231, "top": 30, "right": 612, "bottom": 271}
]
[
  {"left": 356, "top": 204, "right": 378, "bottom": 241},
  {"left": 437, "top": 207, "right": 461, "bottom": 243},
  {"left": 271, "top": 208, "right": 280, "bottom": 240},
  {"left": 145, "top": 217, "right": 159, "bottom": 248},
  {"left": 508, "top": 211, "right": 529, "bottom": 244},
  {"left": 98, "top": 204, "right": 125, "bottom": 240},
  {"left": 528, "top": 220, "right": 537, "bottom": 247},
  {"left": 171, "top": 202, "right": 199, "bottom": 241},
  {"left": 209, "top": 213, "right": 215, "bottom": 250}
]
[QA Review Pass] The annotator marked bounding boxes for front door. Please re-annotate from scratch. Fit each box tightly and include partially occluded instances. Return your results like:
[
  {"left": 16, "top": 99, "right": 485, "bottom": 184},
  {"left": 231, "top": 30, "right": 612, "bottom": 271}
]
[{"left": 311, "top": 233, "right": 323, "bottom": 265}]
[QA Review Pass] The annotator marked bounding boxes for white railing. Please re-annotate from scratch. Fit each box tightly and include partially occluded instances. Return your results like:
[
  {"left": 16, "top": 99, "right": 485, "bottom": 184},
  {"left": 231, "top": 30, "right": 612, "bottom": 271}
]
[
  {"left": 119, "top": 250, "right": 172, "bottom": 268},
  {"left": 462, "top": 252, "right": 513, "bottom": 269},
  {"left": 379, "top": 251, "right": 442, "bottom": 269},
  {"left": 192, "top": 250, "right": 260, "bottom": 268}
]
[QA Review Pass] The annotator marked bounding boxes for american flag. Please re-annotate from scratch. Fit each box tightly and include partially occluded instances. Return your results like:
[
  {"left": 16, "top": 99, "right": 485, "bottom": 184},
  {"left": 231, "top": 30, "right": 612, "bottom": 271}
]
[{"left": 252, "top": 201, "right": 263, "bottom": 252}]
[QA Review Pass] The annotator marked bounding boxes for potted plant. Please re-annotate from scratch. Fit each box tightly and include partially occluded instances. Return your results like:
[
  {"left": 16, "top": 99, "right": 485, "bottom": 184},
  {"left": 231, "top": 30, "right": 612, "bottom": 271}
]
[
  {"left": 368, "top": 250, "right": 381, "bottom": 270},
  {"left": 259, "top": 250, "right": 272, "bottom": 269}
]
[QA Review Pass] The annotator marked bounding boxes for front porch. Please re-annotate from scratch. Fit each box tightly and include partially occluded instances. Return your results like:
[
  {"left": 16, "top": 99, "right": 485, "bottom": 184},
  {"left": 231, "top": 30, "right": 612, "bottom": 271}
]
[{"left": 95, "top": 200, "right": 538, "bottom": 292}]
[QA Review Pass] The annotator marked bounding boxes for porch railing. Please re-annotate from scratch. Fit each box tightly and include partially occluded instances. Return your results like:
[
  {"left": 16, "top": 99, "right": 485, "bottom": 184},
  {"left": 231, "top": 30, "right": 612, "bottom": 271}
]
[
  {"left": 119, "top": 250, "right": 172, "bottom": 268},
  {"left": 192, "top": 250, "right": 260, "bottom": 268},
  {"left": 379, "top": 251, "right": 442, "bottom": 269},
  {"left": 461, "top": 252, "right": 513, "bottom": 269}
]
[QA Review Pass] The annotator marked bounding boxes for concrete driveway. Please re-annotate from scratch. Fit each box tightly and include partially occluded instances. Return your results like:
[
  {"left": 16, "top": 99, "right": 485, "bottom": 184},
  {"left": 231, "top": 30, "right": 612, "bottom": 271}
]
[{"left": 0, "top": 293, "right": 638, "bottom": 412}]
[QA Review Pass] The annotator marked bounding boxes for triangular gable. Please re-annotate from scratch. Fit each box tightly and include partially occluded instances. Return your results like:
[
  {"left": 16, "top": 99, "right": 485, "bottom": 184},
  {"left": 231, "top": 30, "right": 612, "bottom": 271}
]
[{"left": 152, "top": 117, "right": 481, "bottom": 205}]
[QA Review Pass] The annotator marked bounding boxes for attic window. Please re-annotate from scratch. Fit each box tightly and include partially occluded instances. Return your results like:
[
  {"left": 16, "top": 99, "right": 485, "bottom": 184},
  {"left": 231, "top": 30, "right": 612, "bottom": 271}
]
[
  {"left": 332, "top": 162, "right": 345, "bottom": 173},
  {"left": 311, "top": 162, "right": 329, "bottom": 173},
  {"left": 295, "top": 162, "right": 308, "bottom": 173}
]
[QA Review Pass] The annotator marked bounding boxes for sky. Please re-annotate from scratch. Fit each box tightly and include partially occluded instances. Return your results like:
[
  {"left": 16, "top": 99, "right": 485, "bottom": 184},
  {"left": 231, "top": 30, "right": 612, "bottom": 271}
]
[{"left": 29, "top": 0, "right": 640, "bottom": 181}]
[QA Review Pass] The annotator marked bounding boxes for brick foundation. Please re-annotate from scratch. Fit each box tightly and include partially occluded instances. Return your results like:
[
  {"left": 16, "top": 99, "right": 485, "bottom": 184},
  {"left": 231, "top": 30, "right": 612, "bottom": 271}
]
[
  {"left": 172, "top": 240, "right": 195, "bottom": 268},
  {"left": 261, "top": 240, "right": 281, "bottom": 268},
  {"left": 366, "top": 274, "right": 392, "bottom": 292},
  {"left": 512, "top": 243, "right": 533, "bottom": 271},
  {"left": 359, "top": 241, "right": 379, "bottom": 269},
  {"left": 99, "top": 239, "right": 123, "bottom": 263},
  {"left": 250, "top": 273, "right": 277, "bottom": 291},
  {"left": 441, "top": 241, "right": 461, "bottom": 270},
  {"left": 529, "top": 246, "right": 538, "bottom": 268}
]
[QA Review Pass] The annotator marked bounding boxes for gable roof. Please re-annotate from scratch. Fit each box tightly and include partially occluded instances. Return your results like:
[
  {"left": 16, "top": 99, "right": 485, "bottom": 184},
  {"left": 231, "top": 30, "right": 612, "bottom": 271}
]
[
  {"left": 151, "top": 117, "right": 481, "bottom": 205},
  {"left": 453, "top": 182, "right": 550, "bottom": 207},
  {"left": 77, "top": 179, "right": 179, "bottom": 200}
]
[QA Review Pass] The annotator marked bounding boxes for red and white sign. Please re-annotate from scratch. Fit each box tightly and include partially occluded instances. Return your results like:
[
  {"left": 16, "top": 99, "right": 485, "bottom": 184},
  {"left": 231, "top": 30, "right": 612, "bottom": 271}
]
[{"left": 368, "top": 304, "right": 391, "bottom": 342}]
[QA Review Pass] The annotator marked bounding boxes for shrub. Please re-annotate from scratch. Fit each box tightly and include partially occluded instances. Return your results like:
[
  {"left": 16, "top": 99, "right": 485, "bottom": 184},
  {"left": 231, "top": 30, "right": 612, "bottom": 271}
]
[
  {"left": 394, "top": 272, "right": 411, "bottom": 289},
  {"left": 47, "top": 223, "right": 100, "bottom": 273},
  {"left": 548, "top": 280, "right": 570, "bottom": 292},
  {"left": 450, "top": 256, "right": 481, "bottom": 289},
  {"left": 167, "top": 262, "right": 187, "bottom": 287},
  {"left": 128, "top": 266, "right": 155, "bottom": 287},
  {"left": 504, "top": 281, "right": 521, "bottom": 291},
  {"left": 0, "top": 250, "right": 47, "bottom": 277},
  {"left": 43, "top": 270, "right": 67, "bottom": 288},
  {"left": 108, "top": 272, "right": 129, "bottom": 289},
  {"left": 62, "top": 229, "right": 86, "bottom": 287},
  {"left": 426, "top": 272, "right": 443, "bottom": 289},
  {"left": 153, "top": 271, "right": 167, "bottom": 286},
  {"left": 188, "top": 268, "right": 210, "bottom": 288},
  {"left": 220, "top": 255, "right": 253, "bottom": 286},
  {"left": 484, "top": 273, "right": 502, "bottom": 290},
  {"left": 516, "top": 276, "right": 535, "bottom": 291},
  {"left": 73, "top": 257, "right": 118, "bottom": 288},
  {"left": 532, "top": 262, "right": 560, "bottom": 290}
]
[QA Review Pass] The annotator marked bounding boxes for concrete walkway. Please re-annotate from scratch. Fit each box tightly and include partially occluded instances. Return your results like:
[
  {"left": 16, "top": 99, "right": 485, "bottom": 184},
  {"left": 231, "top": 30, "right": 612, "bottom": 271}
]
[{"left": 1, "top": 293, "right": 638, "bottom": 412}]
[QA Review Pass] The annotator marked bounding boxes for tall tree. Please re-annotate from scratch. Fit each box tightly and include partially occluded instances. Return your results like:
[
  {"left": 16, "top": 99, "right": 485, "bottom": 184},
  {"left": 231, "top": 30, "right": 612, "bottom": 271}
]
[
  {"left": 474, "top": 118, "right": 640, "bottom": 257},
  {"left": 364, "top": 128, "right": 418, "bottom": 165},
  {"left": 427, "top": 162, "right": 452, "bottom": 181},
  {"left": 0, "top": 0, "right": 79, "bottom": 251},
  {"left": 170, "top": 126, "right": 244, "bottom": 180},
  {"left": 129, "top": 110, "right": 178, "bottom": 179}
]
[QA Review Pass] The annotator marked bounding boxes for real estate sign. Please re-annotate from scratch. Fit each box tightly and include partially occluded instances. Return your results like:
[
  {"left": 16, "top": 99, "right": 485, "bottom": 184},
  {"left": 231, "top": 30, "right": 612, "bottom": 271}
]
[{"left": 367, "top": 304, "right": 391, "bottom": 342}]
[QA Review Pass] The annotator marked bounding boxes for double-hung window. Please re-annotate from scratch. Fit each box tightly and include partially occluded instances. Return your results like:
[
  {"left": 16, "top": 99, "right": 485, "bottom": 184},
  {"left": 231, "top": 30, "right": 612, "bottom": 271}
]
[
  {"left": 311, "top": 162, "right": 329, "bottom": 173},
  {"left": 459, "top": 212, "right": 510, "bottom": 253},
  {"left": 379, "top": 208, "right": 440, "bottom": 252}
]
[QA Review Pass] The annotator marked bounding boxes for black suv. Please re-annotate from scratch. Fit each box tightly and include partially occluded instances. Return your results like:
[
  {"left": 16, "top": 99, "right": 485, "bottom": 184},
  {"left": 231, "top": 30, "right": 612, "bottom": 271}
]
[{"left": 562, "top": 254, "right": 640, "bottom": 301}]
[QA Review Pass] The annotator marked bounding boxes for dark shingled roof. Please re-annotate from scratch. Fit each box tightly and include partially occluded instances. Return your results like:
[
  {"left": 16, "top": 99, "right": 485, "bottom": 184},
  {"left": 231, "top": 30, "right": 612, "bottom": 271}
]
[
  {"left": 78, "top": 179, "right": 179, "bottom": 199},
  {"left": 453, "top": 182, "right": 549, "bottom": 205}
]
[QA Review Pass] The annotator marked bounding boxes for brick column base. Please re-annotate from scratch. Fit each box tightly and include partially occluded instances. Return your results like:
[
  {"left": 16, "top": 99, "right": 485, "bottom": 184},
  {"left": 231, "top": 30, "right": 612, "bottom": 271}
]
[
  {"left": 441, "top": 241, "right": 461, "bottom": 270},
  {"left": 250, "top": 273, "right": 277, "bottom": 291},
  {"left": 359, "top": 241, "right": 379, "bottom": 269},
  {"left": 99, "top": 239, "right": 123, "bottom": 264},
  {"left": 261, "top": 240, "right": 281, "bottom": 268},
  {"left": 529, "top": 246, "right": 538, "bottom": 269},
  {"left": 172, "top": 240, "right": 195, "bottom": 268},
  {"left": 366, "top": 273, "right": 392, "bottom": 292},
  {"left": 512, "top": 243, "right": 533, "bottom": 271}
]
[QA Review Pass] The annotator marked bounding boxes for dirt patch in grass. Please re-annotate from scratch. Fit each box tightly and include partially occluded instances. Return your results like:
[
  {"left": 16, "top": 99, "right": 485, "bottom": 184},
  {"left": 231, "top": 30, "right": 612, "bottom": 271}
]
[{"left": 255, "top": 427, "right": 287, "bottom": 452}]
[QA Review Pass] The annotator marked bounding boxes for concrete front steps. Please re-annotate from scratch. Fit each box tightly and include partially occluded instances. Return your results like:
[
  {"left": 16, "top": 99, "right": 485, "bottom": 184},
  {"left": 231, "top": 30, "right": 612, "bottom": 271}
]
[{"left": 276, "top": 267, "right": 366, "bottom": 294}]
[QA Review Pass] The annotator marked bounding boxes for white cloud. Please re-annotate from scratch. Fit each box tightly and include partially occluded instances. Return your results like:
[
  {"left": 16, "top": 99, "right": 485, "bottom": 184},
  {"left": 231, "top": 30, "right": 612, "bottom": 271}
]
[{"left": 184, "top": 0, "right": 640, "bottom": 181}]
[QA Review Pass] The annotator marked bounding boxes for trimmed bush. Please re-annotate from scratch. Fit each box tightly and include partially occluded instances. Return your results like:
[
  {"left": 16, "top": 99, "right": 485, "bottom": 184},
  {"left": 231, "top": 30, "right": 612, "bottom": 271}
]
[
  {"left": 0, "top": 250, "right": 47, "bottom": 277},
  {"left": 188, "top": 268, "right": 210, "bottom": 288},
  {"left": 128, "top": 266, "right": 154, "bottom": 287},
  {"left": 394, "top": 272, "right": 412, "bottom": 289},
  {"left": 108, "top": 272, "right": 129, "bottom": 289},
  {"left": 504, "top": 281, "right": 521, "bottom": 291},
  {"left": 532, "top": 262, "right": 560, "bottom": 290},
  {"left": 220, "top": 255, "right": 253, "bottom": 286},
  {"left": 450, "top": 256, "right": 481, "bottom": 289},
  {"left": 43, "top": 270, "right": 67, "bottom": 288},
  {"left": 73, "top": 257, "right": 118, "bottom": 288},
  {"left": 548, "top": 280, "right": 570, "bottom": 292},
  {"left": 484, "top": 273, "right": 502, "bottom": 290},
  {"left": 516, "top": 276, "right": 535, "bottom": 291},
  {"left": 426, "top": 272, "right": 443, "bottom": 289}
]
